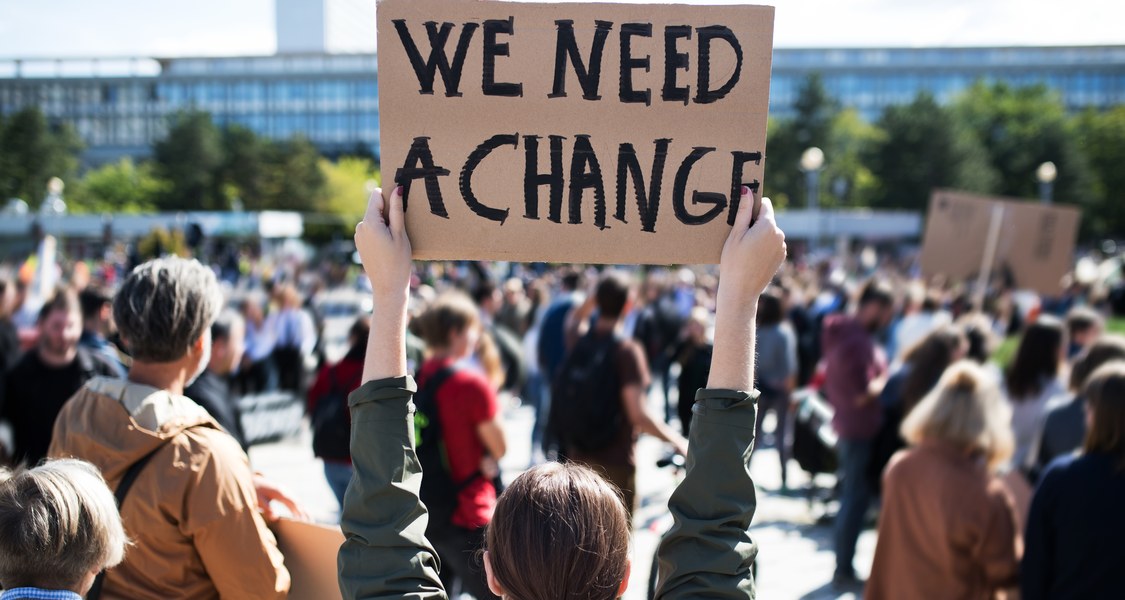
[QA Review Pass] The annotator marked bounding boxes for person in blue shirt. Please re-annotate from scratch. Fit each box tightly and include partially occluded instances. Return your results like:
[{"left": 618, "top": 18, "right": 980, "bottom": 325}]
[
  {"left": 0, "top": 459, "right": 127, "bottom": 600},
  {"left": 1022, "top": 360, "right": 1125, "bottom": 599}
]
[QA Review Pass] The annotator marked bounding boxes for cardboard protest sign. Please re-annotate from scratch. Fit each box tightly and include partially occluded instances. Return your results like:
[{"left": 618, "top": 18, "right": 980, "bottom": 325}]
[
  {"left": 272, "top": 518, "right": 345, "bottom": 600},
  {"left": 919, "top": 190, "right": 1082, "bottom": 295},
  {"left": 377, "top": 0, "right": 775, "bottom": 264}
]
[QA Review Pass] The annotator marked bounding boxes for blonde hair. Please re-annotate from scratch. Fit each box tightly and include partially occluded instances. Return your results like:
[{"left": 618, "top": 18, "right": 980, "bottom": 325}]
[
  {"left": 901, "top": 361, "right": 1014, "bottom": 472},
  {"left": 0, "top": 459, "right": 128, "bottom": 590}
]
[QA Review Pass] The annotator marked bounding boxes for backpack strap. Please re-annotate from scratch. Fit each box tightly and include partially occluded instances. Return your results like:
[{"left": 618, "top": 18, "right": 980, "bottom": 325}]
[
  {"left": 416, "top": 363, "right": 482, "bottom": 488},
  {"left": 87, "top": 434, "right": 182, "bottom": 600},
  {"left": 417, "top": 363, "right": 463, "bottom": 399}
]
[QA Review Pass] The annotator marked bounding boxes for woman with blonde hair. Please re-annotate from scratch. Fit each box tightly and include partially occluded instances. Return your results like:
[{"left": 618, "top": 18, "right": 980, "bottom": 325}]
[{"left": 867, "top": 361, "right": 1021, "bottom": 599}]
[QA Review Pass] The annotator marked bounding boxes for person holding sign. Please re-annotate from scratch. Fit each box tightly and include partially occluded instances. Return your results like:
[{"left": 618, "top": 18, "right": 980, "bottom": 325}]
[{"left": 338, "top": 184, "right": 785, "bottom": 598}]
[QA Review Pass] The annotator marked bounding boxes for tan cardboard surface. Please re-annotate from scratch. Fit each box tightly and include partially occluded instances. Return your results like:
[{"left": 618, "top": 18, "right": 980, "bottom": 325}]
[
  {"left": 377, "top": 0, "right": 775, "bottom": 264},
  {"left": 272, "top": 518, "right": 345, "bottom": 600},
  {"left": 919, "top": 190, "right": 1082, "bottom": 295}
]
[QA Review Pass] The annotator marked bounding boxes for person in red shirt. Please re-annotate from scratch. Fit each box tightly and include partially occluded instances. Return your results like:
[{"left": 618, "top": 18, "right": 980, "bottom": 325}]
[
  {"left": 415, "top": 292, "right": 506, "bottom": 600},
  {"left": 307, "top": 317, "right": 369, "bottom": 508}
]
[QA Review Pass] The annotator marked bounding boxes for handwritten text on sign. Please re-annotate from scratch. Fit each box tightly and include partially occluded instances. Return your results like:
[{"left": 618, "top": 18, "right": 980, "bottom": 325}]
[{"left": 377, "top": 0, "right": 775, "bottom": 263}]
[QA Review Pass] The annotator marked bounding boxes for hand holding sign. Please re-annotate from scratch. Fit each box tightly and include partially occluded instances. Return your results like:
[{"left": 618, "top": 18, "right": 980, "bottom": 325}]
[
  {"left": 355, "top": 186, "right": 413, "bottom": 301},
  {"left": 377, "top": 0, "right": 775, "bottom": 264},
  {"left": 720, "top": 188, "right": 785, "bottom": 304}
]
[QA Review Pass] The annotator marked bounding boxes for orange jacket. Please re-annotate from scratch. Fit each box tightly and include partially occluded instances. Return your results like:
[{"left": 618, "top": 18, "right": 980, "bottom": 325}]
[{"left": 49, "top": 378, "right": 289, "bottom": 599}]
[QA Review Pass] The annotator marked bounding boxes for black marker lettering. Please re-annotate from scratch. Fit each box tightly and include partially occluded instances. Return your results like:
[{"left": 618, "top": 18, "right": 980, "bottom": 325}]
[
  {"left": 662, "top": 26, "right": 691, "bottom": 105},
  {"left": 619, "top": 23, "right": 652, "bottom": 105},
  {"left": 523, "top": 135, "right": 567, "bottom": 222},
  {"left": 394, "top": 137, "right": 451, "bottom": 217},
  {"left": 482, "top": 18, "right": 523, "bottom": 97},
  {"left": 728, "top": 151, "right": 762, "bottom": 225},
  {"left": 616, "top": 139, "right": 672, "bottom": 232},
  {"left": 550, "top": 20, "right": 614, "bottom": 100},
  {"left": 393, "top": 20, "right": 479, "bottom": 97},
  {"left": 673, "top": 147, "right": 726, "bottom": 225},
  {"left": 568, "top": 135, "right": 608, "bottom": 227},
  {"left": 460, "top": 134, "right": 517, "bottom": 224},
  {"left": 694, "top": 25, "right": 743, "bottom": 105}
]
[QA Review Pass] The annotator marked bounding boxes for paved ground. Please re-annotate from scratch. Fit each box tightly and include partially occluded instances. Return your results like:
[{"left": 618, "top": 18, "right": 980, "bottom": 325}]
[{"left": 250, "top": 391, "right": 875, "bottom": 600}]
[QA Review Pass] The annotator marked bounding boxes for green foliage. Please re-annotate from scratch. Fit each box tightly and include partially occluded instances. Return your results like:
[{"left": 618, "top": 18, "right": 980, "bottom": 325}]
[
  {"left": 255, "top": 136, "right": 326, "bottom": 212},
  {"left": 0, "top": 107, "right": 83, "bottom": 207},
  {"left": 137, "top": 227, "right": 187, "bottom": 259},
  {"left": 68, "top": 159, "right": 166, "bottom": 214},
  {"left": 765, "top": 74, "right": 839, "bottom": 208},
  {"left": 865, "top": 93, "right": 998, "bottom": 211},
  {"left": 152, "top": 111, "right": 225, "bottom": 211},
  {"left": 151, "top": 113, "right": 328, "bottom": 213},
  {"left": 1074, "top": 107, "right": 1125, "bottom": 239},
  {"left": 320, "top": 157, "right": 380, "bottom": 219},
  {"left": 954, "top": 82, "right": 1094, "bottom": 208}
]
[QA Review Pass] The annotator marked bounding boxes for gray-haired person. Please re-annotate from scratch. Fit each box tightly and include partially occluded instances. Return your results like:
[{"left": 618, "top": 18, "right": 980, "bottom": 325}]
[
  {"left": 48, "top": 257, "right": 293, "bottom": 599},
  {"left": 0, "top": 458, "right": 127, "bottom": 599}
]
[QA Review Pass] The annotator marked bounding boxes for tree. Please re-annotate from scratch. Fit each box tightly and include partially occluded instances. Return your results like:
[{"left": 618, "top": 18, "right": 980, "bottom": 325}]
[
  {"left": 954, "top": 82, "right": 1093, "bottom": 208},
  {"left": 220, "top": 125, "right": 268, "bottom": 209},
  {"left": 68, "top": 159, "right": 165, "bottom": 214},
  {"left": 152, "top": 111, "right": 225, "bottom": 211},
  {"left": 0, "top": 107, "right": 83, "bottom": 207},
  {"left": 255, "top": 136, "right": 326, "bottom": 212},
  {"left": 865, "top": 92, "right": 997, "bottom": 211},
  {"left": 1075, "top": 106, "right": 1125, "bottom": 239},
  {"left": 765, "top": 74, "right": 840, "bottom": 209},
  {"left": 320, "top": 157, "right": 379, "bottom": 220}
]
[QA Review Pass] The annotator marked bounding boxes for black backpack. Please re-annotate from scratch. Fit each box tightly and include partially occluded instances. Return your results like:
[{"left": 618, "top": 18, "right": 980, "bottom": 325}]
[
  {"left": 413, "top": 364, "right": 481, "bottom": 531},
  {"left": 311, "top": 367, "right": 351, "bottom": 461},
  {"left": 550, "top": 332, "right": 624, "bottom": 454}
]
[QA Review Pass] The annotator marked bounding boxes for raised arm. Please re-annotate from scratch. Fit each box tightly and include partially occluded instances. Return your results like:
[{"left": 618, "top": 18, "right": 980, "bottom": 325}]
[
  {"left": 338, "top": 186, "right": 446, "bottom": 600},
  {"left": 655, "top": 189, "right": 786, "bottom": 599}
]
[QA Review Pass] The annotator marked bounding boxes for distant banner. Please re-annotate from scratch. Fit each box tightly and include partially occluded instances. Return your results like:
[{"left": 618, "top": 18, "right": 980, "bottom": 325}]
[
  {"left": 376, "top": 0, "right": 775, "bottom": 264},
  {"left": 919, "top": 190, "right": 1081, "bottom": 295}
]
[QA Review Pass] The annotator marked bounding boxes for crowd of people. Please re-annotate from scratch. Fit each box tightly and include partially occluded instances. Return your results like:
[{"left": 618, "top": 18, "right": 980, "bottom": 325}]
[{"left": 0, "top": 184, "right": 1123, "bottom": 599}]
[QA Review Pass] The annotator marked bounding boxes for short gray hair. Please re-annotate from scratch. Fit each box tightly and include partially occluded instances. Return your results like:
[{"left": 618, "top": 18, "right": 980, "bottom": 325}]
[
  {"left": 114, "top": 257, "right": 223, "bottom": 362},
  {"left": 0, "top": 459, "right": 128, "bottom": 589}
]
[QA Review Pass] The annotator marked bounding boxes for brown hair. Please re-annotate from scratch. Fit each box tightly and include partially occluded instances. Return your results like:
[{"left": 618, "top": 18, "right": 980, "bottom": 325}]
[
  {"left": 901, "top": 325, "right": 966, "bottom": 415},
  {"left": 1069, "top": 335, "right": 1125, "bottom": 392},
  {"left": 1005, "top": 315, "right": 1066, "bottom": 400},
  {"left": 417, "top": 292, "right": 480, "bottom": 351},
  {"left": 1082, "top": 361, "right": 1125, "bottom": 472},
  {"left": 486, "top": 463, "right": 630, "bottom": 600},
  {"left": 596, "top": 271, "right": 633, "bottom": 320},
  {"left": 38, "top": 287, "right": 81, "bottom": 323}
]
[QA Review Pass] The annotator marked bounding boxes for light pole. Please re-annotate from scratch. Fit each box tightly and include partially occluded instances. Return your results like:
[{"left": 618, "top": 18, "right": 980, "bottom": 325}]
[
  {"left": 800, "top": 146, "right": 825, "bottom": 250},
  {"left": 1037, "top": 161, "right": 1057, "bottom": 204}
]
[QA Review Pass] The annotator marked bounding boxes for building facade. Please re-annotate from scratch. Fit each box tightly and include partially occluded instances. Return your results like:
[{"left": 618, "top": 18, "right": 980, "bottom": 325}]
[{"left": 0, "top": 45, "right": 1122, "bottom": 165}]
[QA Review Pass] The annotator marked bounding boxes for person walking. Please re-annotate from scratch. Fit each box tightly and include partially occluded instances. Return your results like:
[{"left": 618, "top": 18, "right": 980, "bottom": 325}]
[
  {"left": 821, "top": 280, "right": 894, "bottom": 588},
  {"left": 1022, "top": 361, "right": 1125, "bottom": 599},
  {"left": 307, "top": 316, "right": 369, "bottom": 508},
  {"left": 866, "top": 361, "right": 1020, "bottom": 599},
  {"left": 753, "top": 288, "right": 798, "bottom": 489},
  {"left": 1004, "top": 316, "right": 1067, "bottom": 474}
]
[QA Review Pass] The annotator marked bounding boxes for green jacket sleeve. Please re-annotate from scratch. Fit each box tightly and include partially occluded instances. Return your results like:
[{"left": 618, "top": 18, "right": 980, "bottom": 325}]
[
  {"left": 337, "top": 376, "right": 447, "bottom": 600},
  {"left": 655, "top": 388, "right": 760, "bottom": 599}
]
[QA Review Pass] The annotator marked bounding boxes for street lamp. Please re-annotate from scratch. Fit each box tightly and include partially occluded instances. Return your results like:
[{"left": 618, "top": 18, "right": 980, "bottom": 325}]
[
  {"left": 39, "top": 177, "right": 67, "bottom": 217},
  {"left": 1037, "top": 161, "right": 1057, "bottom": 204},
  {"left": 800, "top": 147, "right": 825, "bottom": 249}
]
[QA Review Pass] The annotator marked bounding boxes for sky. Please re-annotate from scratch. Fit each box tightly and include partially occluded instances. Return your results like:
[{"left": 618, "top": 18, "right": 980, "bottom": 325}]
[{"left": 0, "top": 0, "right": 1122, "bottom": 59}]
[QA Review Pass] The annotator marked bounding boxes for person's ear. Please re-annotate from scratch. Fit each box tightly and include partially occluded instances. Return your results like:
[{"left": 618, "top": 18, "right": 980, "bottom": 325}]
[
  {"left": 483, "top": 551, "right": 505, "bottom": 597},
  {"left": 617, "top": 559, "right": 632, "bottom": 598}
]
